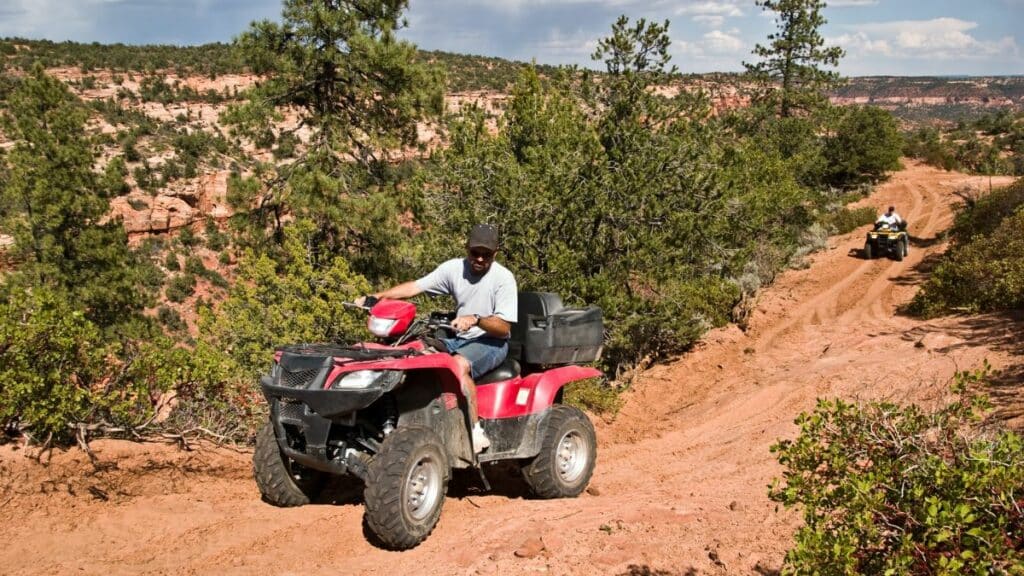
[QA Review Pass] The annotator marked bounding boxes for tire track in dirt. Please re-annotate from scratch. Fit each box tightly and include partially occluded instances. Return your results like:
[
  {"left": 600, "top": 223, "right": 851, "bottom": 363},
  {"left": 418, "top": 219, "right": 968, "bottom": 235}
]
[{"left": 1, "top": 164, "right": 1020, "bottom": 576}]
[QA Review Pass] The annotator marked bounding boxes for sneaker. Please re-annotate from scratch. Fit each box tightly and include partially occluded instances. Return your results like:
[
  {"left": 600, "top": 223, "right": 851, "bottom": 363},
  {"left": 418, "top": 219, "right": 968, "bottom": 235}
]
[{"left": 472, "top": 424, "right": 491, "bottom": 453}]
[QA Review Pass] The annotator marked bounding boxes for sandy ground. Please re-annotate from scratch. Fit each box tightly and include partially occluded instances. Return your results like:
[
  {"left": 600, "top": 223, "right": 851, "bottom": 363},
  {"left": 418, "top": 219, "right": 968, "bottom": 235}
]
[{"left": 1, "top": 163, "right": 1021, "bottom": 576}]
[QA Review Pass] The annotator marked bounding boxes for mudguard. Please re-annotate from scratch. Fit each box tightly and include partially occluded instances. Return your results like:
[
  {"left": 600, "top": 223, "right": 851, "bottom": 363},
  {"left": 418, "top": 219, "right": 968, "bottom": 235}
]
[
  {"left": 320, "top": 351, "right": 466, "bottom": 397},
  {"left": 476, "top": 365, "right": 602, "bottom": 420}
]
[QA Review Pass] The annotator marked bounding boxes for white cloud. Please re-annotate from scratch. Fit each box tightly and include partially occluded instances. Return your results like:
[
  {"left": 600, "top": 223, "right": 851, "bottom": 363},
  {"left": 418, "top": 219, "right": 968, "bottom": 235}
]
[
  {"left": 676, "top": 27, "right": 745, "bottom": 58},
  {"left": 834, "top": 17, "right": 1020, "bottom": 60},
  {"left": 828, "top": 0, "right": 879, "bottom": 6},
  {"left": 483, "top": 0, "right": 643, "bottom": 11},
  {"left": 703, "top": 29, "right": 744, "bottom": 53},
  {"left": 692, "top": 15, "right": 726, "bottom": 27},
  {"left": 533, "top": 28, "right": 599, "bottom": 60},
  {"left": 1, "top": 0, "right": 94, "bottom": 39},
  {"left": 675, "top": 1, "right": 744, "bottom": 27}
]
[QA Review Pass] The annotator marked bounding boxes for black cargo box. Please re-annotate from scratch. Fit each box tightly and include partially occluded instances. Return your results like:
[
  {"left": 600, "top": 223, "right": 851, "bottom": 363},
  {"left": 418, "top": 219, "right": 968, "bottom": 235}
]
[{"left": 510, "top": 292, "right": 603, "bottom": 365}]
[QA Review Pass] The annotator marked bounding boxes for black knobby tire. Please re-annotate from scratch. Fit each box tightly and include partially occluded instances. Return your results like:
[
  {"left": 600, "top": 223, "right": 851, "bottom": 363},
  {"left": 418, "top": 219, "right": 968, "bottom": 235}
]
[
  {"left": 363, "top": 426, "right": 449, "bottom": 550},
  {"left": 253, "top": 421, "right": 325, "bottom": 507},
  {"left": 894, "top": 239, "right": 904, "bottom": 261},
  {"left": 864, "top": 241, "right": 874, "bottom": 260},
  {"left": 521, "top": 405, "right": 597, "bottom": 499},
  {"left": 903, "top": 236, "right": 910, "bottom": 257}
]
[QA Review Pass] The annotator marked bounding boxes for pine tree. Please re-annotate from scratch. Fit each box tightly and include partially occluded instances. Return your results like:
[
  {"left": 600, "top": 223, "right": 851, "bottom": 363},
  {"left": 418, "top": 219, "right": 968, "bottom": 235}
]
[
  {"left": 744, "top": 0, "right": 844, "bottom": 118},
  {"left": 224, "top": 0, "right": 443, "bottom": 278},
  {"left": 590, "top": 16, "right": 679, "bottom": 158},
  {"left": 0, "top": 64, "right": 153, "bottom": 330}
]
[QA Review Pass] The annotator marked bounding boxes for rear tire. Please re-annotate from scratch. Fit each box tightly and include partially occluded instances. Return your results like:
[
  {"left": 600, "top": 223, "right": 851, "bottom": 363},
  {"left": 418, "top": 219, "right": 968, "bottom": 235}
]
[
  {"left": 863, "top": 242, "right": 874, "bottom": 260},
  {"left": 521, "top": 405, "right": 597, "bottom": 499},
  {"left": 253, "top": 421, "right": 325, "bottom": 507},
  {"left": 364, "top": 426, "right": 449, "bottom": 550}
]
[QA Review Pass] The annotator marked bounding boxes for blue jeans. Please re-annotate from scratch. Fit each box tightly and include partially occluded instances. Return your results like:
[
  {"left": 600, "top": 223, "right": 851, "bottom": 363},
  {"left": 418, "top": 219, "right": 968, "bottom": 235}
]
[{"left": 441, "top": 336, "right": 509, "bottom": 380}]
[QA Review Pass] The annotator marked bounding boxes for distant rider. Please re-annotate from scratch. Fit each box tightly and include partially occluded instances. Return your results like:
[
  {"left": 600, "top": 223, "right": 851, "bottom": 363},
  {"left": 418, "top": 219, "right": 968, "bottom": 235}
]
[
  {"left": 876, "top": 205, "right": 904, "bottom": 228},
  {"left": 355, "top": 224, "right": 517, "bottom": 453}
]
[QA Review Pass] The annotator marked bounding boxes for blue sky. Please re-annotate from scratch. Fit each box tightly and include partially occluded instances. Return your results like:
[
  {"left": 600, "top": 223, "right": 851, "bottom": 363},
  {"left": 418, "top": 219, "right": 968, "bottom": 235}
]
[{"left": 0, "top": 0, "right": 1021, "bottom": 76}]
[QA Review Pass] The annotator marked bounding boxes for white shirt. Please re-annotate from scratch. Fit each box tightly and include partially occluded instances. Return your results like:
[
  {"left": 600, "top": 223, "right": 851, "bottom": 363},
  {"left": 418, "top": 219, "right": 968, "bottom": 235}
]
[
  {"left": 877, "top": 212, "right": 903, "bottom": 226},
  {"left": 415, "top": 258, "right": 518, "bottom": 339}
]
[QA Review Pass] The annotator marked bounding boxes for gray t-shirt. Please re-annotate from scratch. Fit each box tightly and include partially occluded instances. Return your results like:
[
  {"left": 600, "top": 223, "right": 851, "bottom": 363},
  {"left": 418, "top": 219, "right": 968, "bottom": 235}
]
[{"left": 415, "top": 258, "right": 517, "bottom": 339}]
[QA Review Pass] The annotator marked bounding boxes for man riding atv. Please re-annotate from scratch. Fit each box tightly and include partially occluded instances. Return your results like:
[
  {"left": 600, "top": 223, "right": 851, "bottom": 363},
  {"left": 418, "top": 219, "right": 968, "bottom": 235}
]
[
  {"left": 356, "top": 223, "right": 517, "bottom": 453},
  {"left": 256, "top": 223, "right": 602, "bottom": 549},
  {"left": 865, "top": 205, "right": 910, "bottom": 261},
  {"left": 876, "top": 205, "right": 904, "bottom": 228}
]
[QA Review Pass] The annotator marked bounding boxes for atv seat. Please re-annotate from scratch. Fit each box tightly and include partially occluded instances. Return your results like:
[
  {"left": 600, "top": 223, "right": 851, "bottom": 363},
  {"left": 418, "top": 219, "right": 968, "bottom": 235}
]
[{"left": 477, "top": 357, "right": 521, "bottom": 385}]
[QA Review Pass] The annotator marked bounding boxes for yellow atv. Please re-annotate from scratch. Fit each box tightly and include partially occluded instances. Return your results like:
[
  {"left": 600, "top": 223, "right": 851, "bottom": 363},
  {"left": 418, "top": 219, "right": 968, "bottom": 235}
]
[{"left": 864, "top": 221, "right": 909, "bottom": 261}]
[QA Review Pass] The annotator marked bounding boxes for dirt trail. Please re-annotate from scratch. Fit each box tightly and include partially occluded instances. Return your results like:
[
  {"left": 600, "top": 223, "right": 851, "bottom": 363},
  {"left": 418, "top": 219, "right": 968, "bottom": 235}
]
[{"left": 2, "top": 163, "right": 1021, "bottom": 576}]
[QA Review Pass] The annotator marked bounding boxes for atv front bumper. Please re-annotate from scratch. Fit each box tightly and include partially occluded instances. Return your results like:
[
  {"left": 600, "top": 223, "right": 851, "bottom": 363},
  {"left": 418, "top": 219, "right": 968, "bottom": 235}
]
[
  {"left": 260, "top": 375, "right": 381, "bottom": 476},
  {"left": 260, "top": 375, "right": 384, "bottom": 419}
]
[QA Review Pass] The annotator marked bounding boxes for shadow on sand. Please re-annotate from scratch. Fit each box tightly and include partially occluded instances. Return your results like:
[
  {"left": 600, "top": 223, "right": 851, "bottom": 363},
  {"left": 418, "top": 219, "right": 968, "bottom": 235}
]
[
  {"left": 617, "top": 565, "right": 699, "bottom": 576},
  {"left": 891, "top": 310, "right": 1024, "bottom": 429}
]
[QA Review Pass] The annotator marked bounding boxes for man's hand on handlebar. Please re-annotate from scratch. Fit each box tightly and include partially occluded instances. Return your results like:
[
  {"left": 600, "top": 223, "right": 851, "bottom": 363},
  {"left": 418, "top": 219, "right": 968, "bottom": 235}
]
[
  {"left": 451, "top": 315, "right": 479, "bottom": 332},
  {"left": 354, "top": 294, "right": 379, "bottom": 308}
]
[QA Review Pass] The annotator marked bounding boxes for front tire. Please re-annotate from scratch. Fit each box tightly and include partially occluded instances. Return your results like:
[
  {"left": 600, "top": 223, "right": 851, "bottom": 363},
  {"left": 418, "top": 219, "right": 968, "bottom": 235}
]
[
  {"left": 864, "top": 241, "right": 874, "bottom": 260},
  {"left": 521, "top": 405, "right": 597, "bottom": 499},
  {"left": 364, "top": 426, "right": 449, "bottom": 550},
  {"left": 253, "top": 421, "right": 325, "bottom": 507},
  {"left": 894, "top": 240, "right": 904, "bottom": 261}
]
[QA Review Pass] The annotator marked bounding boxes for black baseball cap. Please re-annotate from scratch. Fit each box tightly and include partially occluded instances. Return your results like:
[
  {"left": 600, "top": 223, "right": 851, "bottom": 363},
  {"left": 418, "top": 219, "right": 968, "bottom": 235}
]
[{"left": 467, "top": 224, "right": 499, "bottom": 251}]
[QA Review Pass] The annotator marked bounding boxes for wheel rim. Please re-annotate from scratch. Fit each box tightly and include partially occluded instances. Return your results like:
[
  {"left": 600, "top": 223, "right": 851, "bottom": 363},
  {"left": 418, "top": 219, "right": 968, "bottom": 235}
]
[
  {"left": 555, "top": 430, "right": 588, "bottom": 484},
  {"left": 404, "top": 453, "right": 443, "bottom": 521}
]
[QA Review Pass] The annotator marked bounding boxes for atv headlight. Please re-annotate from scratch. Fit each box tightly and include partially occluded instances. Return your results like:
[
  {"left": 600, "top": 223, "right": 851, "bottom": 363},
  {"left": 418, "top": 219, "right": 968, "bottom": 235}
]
[
  {"left": 368, "top": 317, "right": 398, "bottom": 337},
  {"left": 332, "top": 370, "right": 384, "bottom": 390}
]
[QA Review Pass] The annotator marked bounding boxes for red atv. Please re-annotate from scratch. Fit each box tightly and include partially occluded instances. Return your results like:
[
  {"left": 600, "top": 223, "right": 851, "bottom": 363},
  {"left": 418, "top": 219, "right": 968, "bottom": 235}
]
[{"left": 253, "top": 292, "right": 604, "bottom": 549}]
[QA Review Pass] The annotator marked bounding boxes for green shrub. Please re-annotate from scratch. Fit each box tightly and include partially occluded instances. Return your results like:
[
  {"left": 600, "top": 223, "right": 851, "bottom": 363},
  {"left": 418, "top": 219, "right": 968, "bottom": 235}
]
[
  {"left": 910, "top": 208, "right": 1024, "bottom": 316},
  {"left": 910, "top": 179, "right": 1024, "bottom": 316},
  {"left": 771, "top": 367, "right": 1024, "bottom": 574},
  {"left": 0, "top": 288, "right": 108, "bottom": 439},
  {"left": 823, "top": 206, "right": 876, "bottom": 235},
  {"left": 950, "top": 178, "right": 1024, "bottom": 243},
  {"left": 199, "top": 220, "right": 371, "bottom": 378},
  {"left": 184, "top": 255, "right": 206, "bottom": 276},
  {"left": 204, "top": 218, "right": 229, "bottom": 251},
  {"left": 165, "top": 273, "right": 196, "bottom": 303},
  {"left": 177, "top": 226, "right": 201, "bottom": 248},
  {"left": 0, "top": 289, "right": 193, "bottom": 439},
  {"left": 563, "top": 378, "right": 622, "bottom": 415},
  {"left": 132, "top": 164, "right": 153, "bottom": 191},
  {"left": 157, "top": 305, "right": 186, "bottom": 332},
  {"left": 273, "top": 132, "right": 299, "bottom": 159},
  {"left": 122, "top": 133, "right": 141, "bottom": 162},
  {"left": 904, "top": 127, "right": 960, "bottom": 171},
  {"left": 824, "top": 106, "right": 903, "bottom": 187},
  {"left": 164, "top": 251, "right": 180, "bottom": 271}
]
